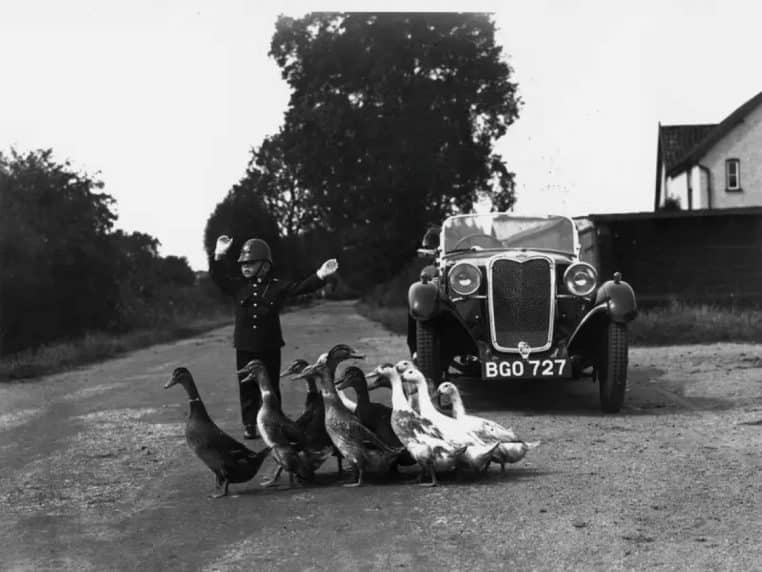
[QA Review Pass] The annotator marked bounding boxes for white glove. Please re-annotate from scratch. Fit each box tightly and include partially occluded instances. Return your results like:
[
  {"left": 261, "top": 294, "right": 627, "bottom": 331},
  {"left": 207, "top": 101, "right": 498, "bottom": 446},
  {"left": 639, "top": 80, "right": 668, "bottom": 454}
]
[
  {"left": 215, "top": 235, "right": 233, "bottom": 259},
  {"left": 316, "top": 258, "right": 339, "bottom": 279}
]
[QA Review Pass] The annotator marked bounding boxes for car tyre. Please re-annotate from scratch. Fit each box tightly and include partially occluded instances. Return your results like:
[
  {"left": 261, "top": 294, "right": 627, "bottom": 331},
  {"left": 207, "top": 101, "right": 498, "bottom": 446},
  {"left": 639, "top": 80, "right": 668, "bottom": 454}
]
[
  {"left": 598, "top": 322, "right": 628, "bottom": 413},
  {"left": 415, "top": 320, "right": 441, "bottom": 395}
]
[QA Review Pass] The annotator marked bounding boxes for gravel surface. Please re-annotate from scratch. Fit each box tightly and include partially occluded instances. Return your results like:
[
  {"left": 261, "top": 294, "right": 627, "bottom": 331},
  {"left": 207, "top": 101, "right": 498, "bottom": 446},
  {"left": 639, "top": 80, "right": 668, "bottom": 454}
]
[{"left": 1, "top": 300, "right": 760, "bottom": 571}]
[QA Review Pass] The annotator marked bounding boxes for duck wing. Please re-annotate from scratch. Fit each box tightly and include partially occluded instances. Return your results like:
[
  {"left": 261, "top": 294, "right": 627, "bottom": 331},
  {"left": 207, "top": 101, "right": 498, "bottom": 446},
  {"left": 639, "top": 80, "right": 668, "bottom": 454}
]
[
  {"left": 188, "top": 422, "right": 269, "bottom": 481},
  {"left": 272, "top": 445, "right": 315, "bottom": 482},
  {"left": 469, "top": 416, "right": 519, "bottom": 442}
]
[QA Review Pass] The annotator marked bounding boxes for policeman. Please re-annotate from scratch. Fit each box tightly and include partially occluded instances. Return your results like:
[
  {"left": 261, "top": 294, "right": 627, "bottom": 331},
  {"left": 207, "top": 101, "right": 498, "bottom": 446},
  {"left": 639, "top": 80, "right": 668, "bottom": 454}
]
[{"left": 210, "top": 235, "right": 339, "bottom": 439}]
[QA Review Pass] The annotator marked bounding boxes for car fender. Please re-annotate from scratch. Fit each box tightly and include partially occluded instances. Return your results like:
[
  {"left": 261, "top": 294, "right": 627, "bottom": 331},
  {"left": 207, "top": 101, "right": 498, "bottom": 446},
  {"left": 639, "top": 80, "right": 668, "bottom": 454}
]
[
  {"left": 408, "top": 280, "right": 441, "bottom": 321},
  {"left": 595, "top": 279, "right": 638, "bottom": 323}
]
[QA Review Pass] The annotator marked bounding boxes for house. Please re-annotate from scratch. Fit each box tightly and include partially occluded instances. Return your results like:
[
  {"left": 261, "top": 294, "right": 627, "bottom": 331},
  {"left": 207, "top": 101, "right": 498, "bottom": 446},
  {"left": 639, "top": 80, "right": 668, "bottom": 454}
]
[{"left": 654, "top": 91, "right": 762, "bottom": 210}]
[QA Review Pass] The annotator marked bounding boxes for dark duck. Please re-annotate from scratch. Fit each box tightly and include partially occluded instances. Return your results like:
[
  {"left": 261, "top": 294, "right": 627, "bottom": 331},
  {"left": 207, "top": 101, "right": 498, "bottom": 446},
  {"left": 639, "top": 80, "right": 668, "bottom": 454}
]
[
  {"left": 237, "top": 359, "right": 315, "bottom": 487},
  {"left": 282, "top": 358, "right": 343, "bottom": 475},
  {"left": 165, "top": 367, "right": 271, "bottom": 498},
  {"left": 301, "top": 362, "right": 405, "bottom": 487},
  {"left": 335, "top": 366, "right": 415, "bottom": 467}
]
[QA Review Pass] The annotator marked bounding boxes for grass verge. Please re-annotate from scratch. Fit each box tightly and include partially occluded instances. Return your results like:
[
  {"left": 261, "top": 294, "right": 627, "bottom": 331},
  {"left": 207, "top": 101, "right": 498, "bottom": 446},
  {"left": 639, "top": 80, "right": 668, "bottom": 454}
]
[
  {"left": 355, "top": 301, "right": 762, "bottom": 346},
  {"left": 0, "top": 313, "right": 232, "bottom": 382}
]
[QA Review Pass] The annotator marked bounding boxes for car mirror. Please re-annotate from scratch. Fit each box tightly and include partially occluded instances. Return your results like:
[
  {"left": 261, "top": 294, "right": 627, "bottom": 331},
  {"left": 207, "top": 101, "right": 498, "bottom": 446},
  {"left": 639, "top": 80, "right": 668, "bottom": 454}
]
[{"left": 417, "top": 248, "right": 436, "bottom": 259}]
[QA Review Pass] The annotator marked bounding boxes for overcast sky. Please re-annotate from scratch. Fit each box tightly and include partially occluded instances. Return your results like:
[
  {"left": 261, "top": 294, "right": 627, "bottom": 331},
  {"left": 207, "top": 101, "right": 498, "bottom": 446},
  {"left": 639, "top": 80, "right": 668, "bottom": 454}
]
[{"left": 2, "top": 0, "right": 761, "bottom": 270}]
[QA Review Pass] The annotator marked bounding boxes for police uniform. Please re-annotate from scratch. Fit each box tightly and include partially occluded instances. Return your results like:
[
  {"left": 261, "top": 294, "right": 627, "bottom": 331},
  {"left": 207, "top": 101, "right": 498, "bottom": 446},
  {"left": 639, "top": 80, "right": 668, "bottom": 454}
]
[{"left": 209, "top": 254, "right": 326, "bottom": 431}]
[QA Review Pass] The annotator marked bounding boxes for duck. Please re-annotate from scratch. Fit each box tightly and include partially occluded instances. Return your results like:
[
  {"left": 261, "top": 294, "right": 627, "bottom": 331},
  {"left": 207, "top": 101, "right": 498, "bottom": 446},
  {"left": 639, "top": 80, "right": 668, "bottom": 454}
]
[
  {"left": 300, "top": 362, "right": 405, "bottom": 486},
  {"left": 237, "top": 359, "right": 315, "bottom": 487},
  {"left": 398, "top": 365, "right": 498, "bottom": 473},
  {"left": 436, "top": 381, "right": 540, "bottom": 471},
  {"left": 165, "top": 367, "right": 271, "bottom": 498},
  {"left": 375, "top": 364, "right": 467, "bottom": 486},
  {"left": 335, "top": 366, "right": 416, "bottom": 467},
  {"left": 282, "top": 358, "right": 344, "bottom": 475},
  {"left": 316, "top": 344, "right": 365, "bottom": 413},
  {"left": 366, "top": 362, "right": 420, "bottom": 411}
]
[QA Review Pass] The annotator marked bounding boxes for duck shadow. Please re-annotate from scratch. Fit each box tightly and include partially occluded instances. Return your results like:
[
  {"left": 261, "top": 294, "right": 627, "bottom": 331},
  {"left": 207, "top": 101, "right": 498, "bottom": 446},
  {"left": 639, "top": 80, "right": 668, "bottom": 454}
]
[
  {"left": 235, "top": 464, "right": 551, "bottom": 495},
  {"left": 446, "top": 364, "right": 736, "bottom": 416}
]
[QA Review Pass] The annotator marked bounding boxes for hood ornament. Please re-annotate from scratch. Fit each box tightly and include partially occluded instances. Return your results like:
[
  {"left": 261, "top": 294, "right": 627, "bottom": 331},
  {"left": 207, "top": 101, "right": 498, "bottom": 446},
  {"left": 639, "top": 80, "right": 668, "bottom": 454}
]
[{"left": 518, "top": 341, "right": 531, "bottom": 359}]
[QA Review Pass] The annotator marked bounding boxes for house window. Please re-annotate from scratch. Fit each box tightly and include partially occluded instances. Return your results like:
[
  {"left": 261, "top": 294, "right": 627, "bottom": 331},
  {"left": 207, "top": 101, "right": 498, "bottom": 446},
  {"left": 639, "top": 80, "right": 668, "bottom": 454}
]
[{"left": 726, "top": 159, "right": 741, "bottom": 191}]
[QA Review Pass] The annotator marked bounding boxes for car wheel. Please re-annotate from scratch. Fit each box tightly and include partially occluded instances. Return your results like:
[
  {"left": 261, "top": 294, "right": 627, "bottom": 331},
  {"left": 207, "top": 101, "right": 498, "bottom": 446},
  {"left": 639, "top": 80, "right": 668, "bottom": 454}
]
[
  {"left": 598, "top": 322, "right": 628, "bottom": 413},
  {"left": 415, "top": 320, "right": 442, "bottom": 395}
]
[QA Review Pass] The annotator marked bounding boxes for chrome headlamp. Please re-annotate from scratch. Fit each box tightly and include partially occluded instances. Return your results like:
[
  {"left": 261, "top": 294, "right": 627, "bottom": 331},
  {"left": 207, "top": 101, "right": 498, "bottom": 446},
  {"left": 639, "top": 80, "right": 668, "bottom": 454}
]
[
  {"left": 563, "top": 262, "right": 598, "bottom": 296},
  {"left": 448, "top": 262, "right": 481, "bottom": 296}
]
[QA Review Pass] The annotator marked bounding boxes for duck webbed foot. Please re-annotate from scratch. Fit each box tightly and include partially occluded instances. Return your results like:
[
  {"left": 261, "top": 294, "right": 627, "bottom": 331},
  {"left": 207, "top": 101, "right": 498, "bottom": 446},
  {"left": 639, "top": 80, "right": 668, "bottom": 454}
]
[
  {"left": 418, "top": 465, "right": 437, "bottom": 487},
  {"left": 343, "top": 467, "right": 363, "bottom": 487},
  {"left": 209, "top": 480, "right": 230, "bottom": 499},
  {"left": 260, "top": 466, "right": 283, "bottom": 487}
]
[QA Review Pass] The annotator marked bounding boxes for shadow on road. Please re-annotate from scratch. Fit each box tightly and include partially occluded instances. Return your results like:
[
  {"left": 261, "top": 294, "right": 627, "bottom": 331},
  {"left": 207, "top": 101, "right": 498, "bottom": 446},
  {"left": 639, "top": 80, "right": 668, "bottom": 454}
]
[{"left": 446, "top": 364, "right": 736, "bottom": 416}]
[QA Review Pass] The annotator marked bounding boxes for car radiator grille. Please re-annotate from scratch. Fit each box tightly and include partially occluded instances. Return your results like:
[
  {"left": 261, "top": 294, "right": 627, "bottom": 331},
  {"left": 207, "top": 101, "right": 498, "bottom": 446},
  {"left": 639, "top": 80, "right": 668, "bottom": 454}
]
[{"left": 490, "top": 258, "right": 552, "bottom": 350}]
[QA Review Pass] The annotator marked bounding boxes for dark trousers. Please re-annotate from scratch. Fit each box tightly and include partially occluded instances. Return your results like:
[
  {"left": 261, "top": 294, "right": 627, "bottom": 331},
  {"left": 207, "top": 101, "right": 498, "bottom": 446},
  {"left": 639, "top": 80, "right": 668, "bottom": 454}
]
[{"left": 235, "top": 349, "right": 281, "bottom": 427}]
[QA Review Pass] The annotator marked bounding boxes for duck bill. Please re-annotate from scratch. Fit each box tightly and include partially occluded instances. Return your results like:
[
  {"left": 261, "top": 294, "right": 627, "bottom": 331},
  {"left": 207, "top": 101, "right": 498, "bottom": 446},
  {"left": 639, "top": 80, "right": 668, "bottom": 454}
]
[
  {"left": 236, "top": 366, "right": 249, "bottom": 376},
  {"left": 238, "top": 373, "right": 255, "bottom": 384},
  {"left": 164, "top": 378, "right": 178, "bottom": 389},
  {"left": 349, "top": 353, "right": 365, "bottom": 360},
  {"left": 334, "top": 377, "right": 351, "bottom": 391}
]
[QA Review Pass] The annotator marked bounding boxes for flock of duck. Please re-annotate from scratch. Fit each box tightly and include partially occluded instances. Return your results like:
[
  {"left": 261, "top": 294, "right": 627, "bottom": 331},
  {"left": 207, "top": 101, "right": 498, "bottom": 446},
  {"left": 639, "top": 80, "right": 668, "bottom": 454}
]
[{"left": 165, "top": 344, "right": 539, "bottom": 498}]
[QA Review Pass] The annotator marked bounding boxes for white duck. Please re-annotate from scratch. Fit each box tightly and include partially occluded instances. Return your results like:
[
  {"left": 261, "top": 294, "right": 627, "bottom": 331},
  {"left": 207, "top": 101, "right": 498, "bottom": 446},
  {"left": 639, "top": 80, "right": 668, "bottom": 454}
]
[
  {"left": 436, "top": 381, "right": 540, "bottom": 471},
  {"left": 398, "top": 364, "right": 498, "bottom": 473},
  {"left": 376, "top": 364, "right": 466, "bottom": 486}
]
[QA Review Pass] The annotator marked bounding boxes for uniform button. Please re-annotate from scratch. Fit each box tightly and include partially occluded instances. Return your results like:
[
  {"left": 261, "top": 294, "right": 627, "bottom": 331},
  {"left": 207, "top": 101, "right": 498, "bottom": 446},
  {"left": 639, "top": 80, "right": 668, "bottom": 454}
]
[{"left": 252, "top": 325, "right": 258, "bottom": 329}]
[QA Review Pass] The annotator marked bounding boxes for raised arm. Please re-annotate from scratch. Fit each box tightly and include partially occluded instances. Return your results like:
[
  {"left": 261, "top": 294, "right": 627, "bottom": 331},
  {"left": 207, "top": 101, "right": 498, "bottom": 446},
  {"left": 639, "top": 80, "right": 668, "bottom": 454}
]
[{"left": 208, "top": 235, "right": 238, "bottom": 296}]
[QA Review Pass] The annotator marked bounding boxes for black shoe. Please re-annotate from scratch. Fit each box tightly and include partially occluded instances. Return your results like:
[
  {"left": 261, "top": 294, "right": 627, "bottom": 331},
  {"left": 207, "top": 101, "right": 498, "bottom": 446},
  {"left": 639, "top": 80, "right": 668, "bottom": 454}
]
[{"left": 243, "top": 425, "right": 258, "bottom": 440}]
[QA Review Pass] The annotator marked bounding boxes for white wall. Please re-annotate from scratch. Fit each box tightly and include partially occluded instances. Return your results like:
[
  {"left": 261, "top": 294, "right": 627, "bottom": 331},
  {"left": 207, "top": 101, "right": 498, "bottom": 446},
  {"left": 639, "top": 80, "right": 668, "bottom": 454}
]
[{"left": 701, "top": 102, "right": 762, "bottom": 208}]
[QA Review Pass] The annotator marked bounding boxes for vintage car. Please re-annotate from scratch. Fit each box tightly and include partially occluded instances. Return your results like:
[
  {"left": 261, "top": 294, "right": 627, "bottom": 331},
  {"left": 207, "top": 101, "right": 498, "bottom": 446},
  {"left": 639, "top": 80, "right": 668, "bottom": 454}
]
[{"left": 407, "top": 213, "right": 637, "bottom": 413}]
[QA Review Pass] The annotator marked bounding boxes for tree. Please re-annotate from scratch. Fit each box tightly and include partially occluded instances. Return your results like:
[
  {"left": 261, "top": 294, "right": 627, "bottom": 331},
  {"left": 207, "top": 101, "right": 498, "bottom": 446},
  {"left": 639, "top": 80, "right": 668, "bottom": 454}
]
[
  {"left": 239, "top": 132, "right": 320, "bottom": 237},
  {"left": 203, "top": 184, "right": 280, "bottom": 267},
  {"left": 0, "top": 149, "right": 120, "bottom": 353},
  {"left": 268, "top": 12, "right": 521, "bottom": 283}
]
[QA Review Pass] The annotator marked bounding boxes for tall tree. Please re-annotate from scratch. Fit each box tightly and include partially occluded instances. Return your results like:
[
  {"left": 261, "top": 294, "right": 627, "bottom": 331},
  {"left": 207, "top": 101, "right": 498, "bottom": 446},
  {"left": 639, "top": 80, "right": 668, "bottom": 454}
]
[
  {"left": 203, "top": 184, "right": 280, "bottom": 267},
  {"left": 269, "top": 12, "right": 521, "bottom": 261},
  {"left": 240, "top": 132, "right": 319, "bottom": 237},
  {"left": 0, "top": 149, "right": 120, "bottom": 353}
]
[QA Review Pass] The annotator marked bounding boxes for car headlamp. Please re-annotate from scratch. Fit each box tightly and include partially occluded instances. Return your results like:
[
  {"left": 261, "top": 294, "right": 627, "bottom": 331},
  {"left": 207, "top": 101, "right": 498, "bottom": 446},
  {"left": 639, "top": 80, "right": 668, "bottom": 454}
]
[
  {"left": 563, "top": 262, "right": 597, "bottom": 296},
  {"left": 448, "top": 262, "right": 481, "bottom": 296}
]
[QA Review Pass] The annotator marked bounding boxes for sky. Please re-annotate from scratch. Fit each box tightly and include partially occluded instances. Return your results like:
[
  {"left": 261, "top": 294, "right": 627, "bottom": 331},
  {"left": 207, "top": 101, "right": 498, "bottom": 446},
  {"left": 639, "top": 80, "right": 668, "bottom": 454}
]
[{"left": 2, "top": 0, "right": 761, "bottom": 270}]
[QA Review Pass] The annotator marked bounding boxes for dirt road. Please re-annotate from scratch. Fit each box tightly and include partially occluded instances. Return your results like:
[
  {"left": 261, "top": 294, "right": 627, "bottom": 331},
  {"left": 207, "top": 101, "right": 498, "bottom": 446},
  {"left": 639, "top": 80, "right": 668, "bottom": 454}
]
[{"left": 1, "top": 300, "right": 761, "bottom": 571}]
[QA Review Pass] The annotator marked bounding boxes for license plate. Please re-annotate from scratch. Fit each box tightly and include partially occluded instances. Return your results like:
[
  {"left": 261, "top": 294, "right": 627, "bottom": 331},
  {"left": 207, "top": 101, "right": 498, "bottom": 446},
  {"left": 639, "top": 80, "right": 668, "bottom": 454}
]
[{"left": 483, "top": 358, "right": 570, "bottom": 379}]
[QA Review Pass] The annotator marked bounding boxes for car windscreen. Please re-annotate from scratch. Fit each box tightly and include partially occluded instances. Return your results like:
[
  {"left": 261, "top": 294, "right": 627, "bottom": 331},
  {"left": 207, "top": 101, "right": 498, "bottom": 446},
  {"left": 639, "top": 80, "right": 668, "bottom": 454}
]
[{"left": 442, "top": 214, "right": 575, "bottom": 254}]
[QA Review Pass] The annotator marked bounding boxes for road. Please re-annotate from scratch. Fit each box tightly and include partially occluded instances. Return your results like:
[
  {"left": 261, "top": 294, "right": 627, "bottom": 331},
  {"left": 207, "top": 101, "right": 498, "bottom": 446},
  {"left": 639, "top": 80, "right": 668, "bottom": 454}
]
[{"left": 1, "top": 300, "right": 761, "bottom": 571}]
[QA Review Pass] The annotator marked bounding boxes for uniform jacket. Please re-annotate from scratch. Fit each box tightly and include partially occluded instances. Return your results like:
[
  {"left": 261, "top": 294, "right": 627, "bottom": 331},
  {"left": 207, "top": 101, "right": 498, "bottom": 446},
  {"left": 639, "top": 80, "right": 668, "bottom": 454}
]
[{"left": 209, "top": 257, "right": 326, "bottom": 350}]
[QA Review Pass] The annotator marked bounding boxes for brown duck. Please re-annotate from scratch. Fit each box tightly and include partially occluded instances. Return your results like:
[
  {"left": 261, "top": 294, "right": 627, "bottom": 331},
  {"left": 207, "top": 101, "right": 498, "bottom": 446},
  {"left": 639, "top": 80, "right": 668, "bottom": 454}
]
[
  {"left": 302, "top": 363, "right": 405, "bottom": 486},
  {"left": 282, "top": 358, "right": 343, "bottom": 475},
  {"left": 237, "top": 359, "right": 315, "bottom": 487},
  {"left": 165, "top": 367, "right": 271, "bottom": 498}
]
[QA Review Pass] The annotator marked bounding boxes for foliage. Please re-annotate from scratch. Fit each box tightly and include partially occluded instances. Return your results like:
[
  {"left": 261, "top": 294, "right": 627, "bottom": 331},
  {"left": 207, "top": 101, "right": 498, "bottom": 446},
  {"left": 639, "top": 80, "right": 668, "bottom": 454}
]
[
  {"left": 0, "top": 149, "right": 120, "bottom": 353},
  {"left": 0, "top": 148, "right": 222, "bottom": 355},
  {"left": 203, "top": 182, "right": 280, "bottom": 266},
  {"left": 230, "top": 12, "right": 522, "bottom": 286}
]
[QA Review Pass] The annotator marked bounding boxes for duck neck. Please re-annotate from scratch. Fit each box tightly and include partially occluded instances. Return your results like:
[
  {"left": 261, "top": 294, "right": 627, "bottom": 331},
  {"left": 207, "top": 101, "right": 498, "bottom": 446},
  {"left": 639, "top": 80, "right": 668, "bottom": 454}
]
[
  {"left": 352, "top": 380, "right": 370, "bottom": 411},
  {"left": 450, "top": 392, "right": 466, "bottom": 418},
  {"left": 181, "top": 379, "right": 201, "bottom": 401},
  {"left": 304, "top": 375, "right": 318, "bottom": 395},
  {"left": 414, "top": 377, "right": 437, "bottom": 418},
  {"left": 189, "top": 399, "right": 211, "bottom": 421},
  {"left": 256, "top": 372, "right": 282, "bottom": 411},
  {"left": 316, "top": 371, "right": 344, "bottom": 411},
  {"left": 388, "top": 371, "right": 411, "bottom": 412}
]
